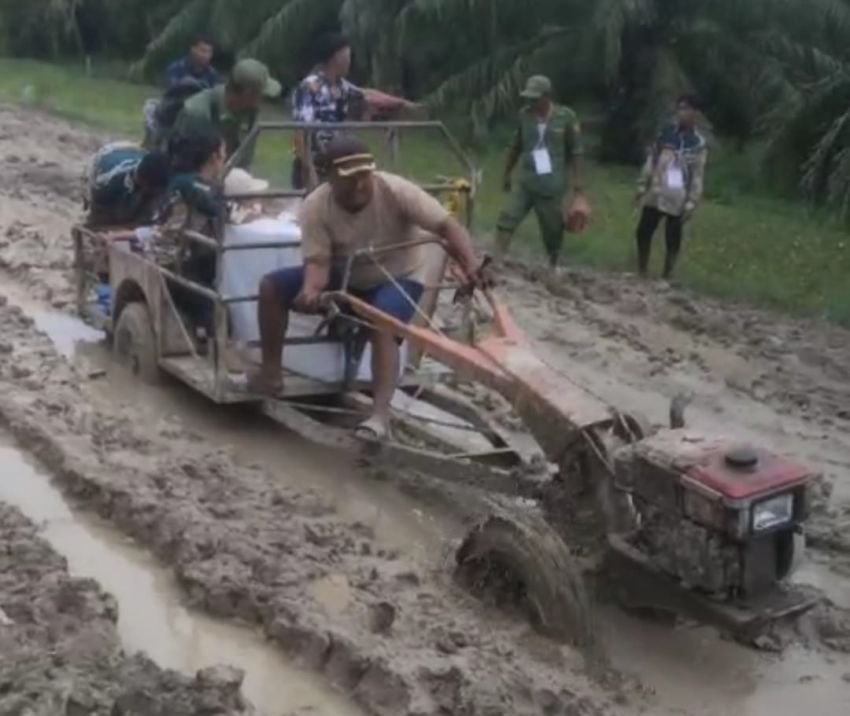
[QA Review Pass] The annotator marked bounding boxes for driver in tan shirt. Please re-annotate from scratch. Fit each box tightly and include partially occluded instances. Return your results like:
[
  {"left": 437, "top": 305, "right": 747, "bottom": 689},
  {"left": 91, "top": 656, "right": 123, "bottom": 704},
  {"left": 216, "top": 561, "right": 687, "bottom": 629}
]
[{"left": 249, "top": 136, "right": 487, "bottom": 440}]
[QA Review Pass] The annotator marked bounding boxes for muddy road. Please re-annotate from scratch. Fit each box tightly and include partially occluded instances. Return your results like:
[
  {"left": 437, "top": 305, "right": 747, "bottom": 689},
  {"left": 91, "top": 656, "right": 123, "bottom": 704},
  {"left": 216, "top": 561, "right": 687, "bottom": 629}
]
[
  {"left": 0, "top": 105, "right": 849, "bottom": 715},
  {"left": 0, "top": 501, "right": 260, "bottom": 715}
]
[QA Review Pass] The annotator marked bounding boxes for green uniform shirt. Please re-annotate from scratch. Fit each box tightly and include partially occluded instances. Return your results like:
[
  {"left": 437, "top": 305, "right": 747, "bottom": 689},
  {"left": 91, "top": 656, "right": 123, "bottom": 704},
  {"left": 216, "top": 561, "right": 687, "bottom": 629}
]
[
  {"left": 515, "top": 104, "right": 583, "bottom": 196},
  {"left": 174, "top": 86, "right": 257, "bottom": 168}
]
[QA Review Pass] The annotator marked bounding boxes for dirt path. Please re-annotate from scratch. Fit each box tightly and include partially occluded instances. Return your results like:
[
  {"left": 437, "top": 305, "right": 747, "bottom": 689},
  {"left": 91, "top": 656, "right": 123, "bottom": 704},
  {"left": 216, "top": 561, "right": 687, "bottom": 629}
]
[{"left": 0, "top": 105, "right": 849, "bottom": 715}]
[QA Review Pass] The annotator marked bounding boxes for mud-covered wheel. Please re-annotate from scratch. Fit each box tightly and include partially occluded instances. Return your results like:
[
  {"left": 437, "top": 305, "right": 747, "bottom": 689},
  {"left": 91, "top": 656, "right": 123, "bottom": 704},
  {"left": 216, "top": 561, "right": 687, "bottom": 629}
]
[
  {"left": 455, "top": 508, "right": 597, "bottom": 649},
  {"left": 113, "top": 302, "right": 161, "bottom": 385}
]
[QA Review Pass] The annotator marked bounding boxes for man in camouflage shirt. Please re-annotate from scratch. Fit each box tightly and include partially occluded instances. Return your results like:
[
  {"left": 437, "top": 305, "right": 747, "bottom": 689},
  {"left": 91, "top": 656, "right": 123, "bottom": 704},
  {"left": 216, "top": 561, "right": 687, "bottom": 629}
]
[
  {"left": 291, "top": 33, "right": 415, "bottom": 189},
  {"left": 496, "top": 76, "right": 592, "bottom": 268}
]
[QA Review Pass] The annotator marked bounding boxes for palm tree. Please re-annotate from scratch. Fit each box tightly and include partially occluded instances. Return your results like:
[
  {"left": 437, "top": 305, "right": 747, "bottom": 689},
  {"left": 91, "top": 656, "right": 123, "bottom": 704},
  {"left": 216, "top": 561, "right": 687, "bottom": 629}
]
[
  {"left": 0, "top": 0, "right": 85, "bottom": 57},
  {"left": 394, "top": 0, "right": 806, "bottom": 160},
  {"left": 132, "top": 0, "right": 417, "bottom": 92},
  {"left": 758, "top": 0, "right": 850, "bottom": 217},
  {"left": 100, "top": 0, "right": 850, "bottom": 210}
]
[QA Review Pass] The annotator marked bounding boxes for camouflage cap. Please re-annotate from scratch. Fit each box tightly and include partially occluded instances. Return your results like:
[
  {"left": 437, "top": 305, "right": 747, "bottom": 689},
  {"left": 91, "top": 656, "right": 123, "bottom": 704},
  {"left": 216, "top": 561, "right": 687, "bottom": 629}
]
[
  {"left": 520, "top": 75, "right": 552, "bottom": 100},
  {"left": 231, "top": 58, "right": 281, "bottom": 98}
]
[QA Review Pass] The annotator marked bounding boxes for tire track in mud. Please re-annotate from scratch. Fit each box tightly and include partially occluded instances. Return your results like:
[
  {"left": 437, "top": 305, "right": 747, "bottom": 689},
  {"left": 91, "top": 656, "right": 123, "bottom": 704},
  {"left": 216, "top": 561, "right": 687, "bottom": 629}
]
[
  {"left": 521, "top": 264, "right": 850, "bottom": 433},
  {"left": 0, "top": 299, "right": 620, "bottom": 716},
  {"left": 0, "top": 503, "right": 260, "bottom": 715}
]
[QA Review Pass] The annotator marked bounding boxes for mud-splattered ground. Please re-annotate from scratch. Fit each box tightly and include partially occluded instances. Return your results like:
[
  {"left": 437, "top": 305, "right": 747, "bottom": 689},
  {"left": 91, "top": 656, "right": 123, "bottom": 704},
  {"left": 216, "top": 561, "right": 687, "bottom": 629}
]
[
  {"left": 0, "top": 503, "right": 257, "bottom": 715},
  {"left": 0, "top": 105, "right": 849, "bottom": 715}
]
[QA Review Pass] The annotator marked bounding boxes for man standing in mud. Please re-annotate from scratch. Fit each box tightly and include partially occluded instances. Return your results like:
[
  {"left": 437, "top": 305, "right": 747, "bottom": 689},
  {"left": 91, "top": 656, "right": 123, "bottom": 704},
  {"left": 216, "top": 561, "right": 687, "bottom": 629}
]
[
  {"left": 496, "top": 75, "right": 592, "bottom": 268},
  {"left": 634, "top": 94, "right": 708, "bottom": 279},
  {"left": 249, "top": 137, "right": 488, "bottom": 441}
]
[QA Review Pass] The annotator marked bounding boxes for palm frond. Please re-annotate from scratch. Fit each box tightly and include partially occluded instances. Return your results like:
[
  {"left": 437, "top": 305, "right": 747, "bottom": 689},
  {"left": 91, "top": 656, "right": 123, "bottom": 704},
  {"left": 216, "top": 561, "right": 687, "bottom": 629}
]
[
  {"left": 762, "top": 73, "right": 850, "bottom": 195},
  {"left": 591, "top": 0, "right": 656, "bottom": 83},
  {"left": 826, "top": 145, "right": 850, "bottom": 220},
  {"left": 421, "top": 28, "right": 565, "bottom": 117},
  {"left": 399, "top": 0, "right": 489, "bottom": 25},
  {"left": 241, "top": 0, "right": 342, "bottom": 84},
  {"left": 130, "top": 0, "right": 210, "bottom": 79},
  {"left": 801, "top": 107, "right": 850, "bottom": 201}
]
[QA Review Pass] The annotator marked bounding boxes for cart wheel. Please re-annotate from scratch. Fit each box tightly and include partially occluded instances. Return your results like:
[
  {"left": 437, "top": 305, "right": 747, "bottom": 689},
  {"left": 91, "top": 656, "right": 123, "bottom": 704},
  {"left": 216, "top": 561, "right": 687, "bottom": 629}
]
[
  {"left": 113, "top": 302, "right": 161, "bottom": 385},
  {"left": 456, "top": 508, "right": 597, "bottom": 650}
]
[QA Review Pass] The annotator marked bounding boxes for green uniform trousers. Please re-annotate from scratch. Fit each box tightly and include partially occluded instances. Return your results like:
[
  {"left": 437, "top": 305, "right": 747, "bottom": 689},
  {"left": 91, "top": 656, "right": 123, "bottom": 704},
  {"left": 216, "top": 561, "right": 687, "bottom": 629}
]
[{"left": 497, "top": 184, "right": 565, "bottom": 266}]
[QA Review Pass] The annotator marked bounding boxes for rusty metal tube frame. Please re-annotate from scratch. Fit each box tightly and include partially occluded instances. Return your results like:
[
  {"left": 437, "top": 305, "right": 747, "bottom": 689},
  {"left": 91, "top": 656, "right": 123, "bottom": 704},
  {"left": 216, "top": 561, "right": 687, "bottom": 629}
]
[
  {"left": 222, "top": 183, "right": 467, "bottom": 203},
  {"left": 340, "top": 235, "right": 452, "bottom": 294},
  {"left": 226, "top": 120, "right": 477, "bottom": 192},
  {"left": 111, "top": 119, "right": 475, "bottom": 396},
  {"left": 324, "top": 286, "right": 617, "bottom": 465},
  {"left": 221, "top": 241, "right": 302, "bottom": 252}
]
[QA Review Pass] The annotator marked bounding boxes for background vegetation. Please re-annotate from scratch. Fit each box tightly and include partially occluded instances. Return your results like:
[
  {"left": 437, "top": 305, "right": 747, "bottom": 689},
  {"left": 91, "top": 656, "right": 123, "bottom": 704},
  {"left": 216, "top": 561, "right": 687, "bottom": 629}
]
[{"left": 1, "top": 1, "right": 850, "bottom": 322}]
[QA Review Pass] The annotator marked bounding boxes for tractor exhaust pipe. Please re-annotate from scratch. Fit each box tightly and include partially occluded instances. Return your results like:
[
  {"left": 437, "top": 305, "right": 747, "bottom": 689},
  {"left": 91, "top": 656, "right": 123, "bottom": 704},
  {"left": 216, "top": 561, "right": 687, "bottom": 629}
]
[{"left": 669, "top": 393, "right": 693, "bottom": 429}]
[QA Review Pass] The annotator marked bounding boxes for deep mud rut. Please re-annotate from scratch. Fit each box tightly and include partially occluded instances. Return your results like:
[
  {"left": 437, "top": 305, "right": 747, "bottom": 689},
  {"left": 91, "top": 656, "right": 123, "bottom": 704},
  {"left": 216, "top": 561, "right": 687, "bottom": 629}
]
[
  {"left": 0, "top": 105, "right": 849, "bottom": 715},
  {"left": 0, "top": 502, "right": 259, "bottom": 715}
]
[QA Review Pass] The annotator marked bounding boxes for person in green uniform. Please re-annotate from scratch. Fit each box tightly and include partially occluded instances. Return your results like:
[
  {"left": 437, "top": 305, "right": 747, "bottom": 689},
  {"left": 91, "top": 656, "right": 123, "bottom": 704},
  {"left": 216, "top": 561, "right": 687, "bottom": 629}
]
[
  {"left": 173, "top": 58, "right": 280, "bottom": 169},
  {"left": 496, "top": 75, "right": 592, "bottom": 267}
]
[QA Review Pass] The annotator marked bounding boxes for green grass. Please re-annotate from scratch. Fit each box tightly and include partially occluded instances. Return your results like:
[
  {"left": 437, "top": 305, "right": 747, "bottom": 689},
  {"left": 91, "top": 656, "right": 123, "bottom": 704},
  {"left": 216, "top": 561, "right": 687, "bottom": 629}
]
[
  {"left": 0, "top": 58, "right": 151, "bottom": 135},
  {"left": 1, "top": 57, "right": 849, "bottom": 323}
]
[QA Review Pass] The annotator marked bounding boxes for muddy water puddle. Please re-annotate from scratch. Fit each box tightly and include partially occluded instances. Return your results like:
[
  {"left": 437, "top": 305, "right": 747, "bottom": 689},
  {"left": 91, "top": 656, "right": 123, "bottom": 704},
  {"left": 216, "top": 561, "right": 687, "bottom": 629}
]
[
  {"left": 0, "top": 438, "right": 364, "bottom": 716},
  {"left": 92, "top": 365, "right": 458, "bottom": 559},
  {"left": 30, "top": 309, "right": 103, "bottom": 360},
  {"left": 602, "top": 608, "right": 850, "bottom": 716},
  {"left": 24, "top": 303, "right": 457, "bottom": 559}
]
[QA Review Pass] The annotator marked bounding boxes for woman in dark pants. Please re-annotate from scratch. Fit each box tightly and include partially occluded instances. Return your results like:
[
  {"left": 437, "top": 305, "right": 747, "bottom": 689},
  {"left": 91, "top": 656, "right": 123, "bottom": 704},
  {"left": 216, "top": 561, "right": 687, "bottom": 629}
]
[
  {"left": 635, "top": 205, "right": 685, "bottom": 280},
  {"left": 634, "top": 95, "right": 708, "bottom": 279}
]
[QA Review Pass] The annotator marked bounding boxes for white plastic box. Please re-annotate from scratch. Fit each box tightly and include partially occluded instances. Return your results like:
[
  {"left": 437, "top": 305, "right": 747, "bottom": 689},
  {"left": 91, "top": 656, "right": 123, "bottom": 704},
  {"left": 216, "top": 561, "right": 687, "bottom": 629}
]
[{"left": 221, "top": 215, "right": 407, "bottom": 384}]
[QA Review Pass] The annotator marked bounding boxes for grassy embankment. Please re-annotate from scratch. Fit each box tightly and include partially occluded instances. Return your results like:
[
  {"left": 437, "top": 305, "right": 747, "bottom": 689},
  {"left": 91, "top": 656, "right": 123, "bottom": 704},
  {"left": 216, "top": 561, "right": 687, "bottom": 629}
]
[{"left": 1, "top": 58, "right": 849, "bottom": 324}]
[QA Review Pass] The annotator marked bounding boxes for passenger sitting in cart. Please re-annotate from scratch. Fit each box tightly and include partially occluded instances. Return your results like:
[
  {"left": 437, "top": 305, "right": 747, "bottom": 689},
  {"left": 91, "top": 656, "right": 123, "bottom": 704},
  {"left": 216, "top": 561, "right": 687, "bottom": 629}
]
[
  {"left": 103, "top": 127, "right": 228, "bottom": 339},
  {"left": 153, "top": 126, "right": 229, "bottom": 343},
  {"left": 249, "top": 136, "right": 487, "bottom": 441},
  {"left": 84, "top": 142, "right": 171, "bottom": 228}
]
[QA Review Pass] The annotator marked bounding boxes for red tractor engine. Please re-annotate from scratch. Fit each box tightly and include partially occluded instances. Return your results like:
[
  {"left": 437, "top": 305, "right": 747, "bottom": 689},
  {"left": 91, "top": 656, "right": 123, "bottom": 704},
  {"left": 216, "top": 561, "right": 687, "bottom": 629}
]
[{"left": 609, "top": 429, "right": 819, "bottom": 627}]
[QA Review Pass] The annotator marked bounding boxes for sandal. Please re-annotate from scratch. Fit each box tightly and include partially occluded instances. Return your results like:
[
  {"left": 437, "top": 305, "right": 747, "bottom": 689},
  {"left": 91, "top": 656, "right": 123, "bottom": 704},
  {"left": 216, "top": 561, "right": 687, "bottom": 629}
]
[
  {"left": 245, "top": 371, "right": 285, "bottom": 398},
  {"left": 354, "top": 415, "right": 390, "bottom": 443}
]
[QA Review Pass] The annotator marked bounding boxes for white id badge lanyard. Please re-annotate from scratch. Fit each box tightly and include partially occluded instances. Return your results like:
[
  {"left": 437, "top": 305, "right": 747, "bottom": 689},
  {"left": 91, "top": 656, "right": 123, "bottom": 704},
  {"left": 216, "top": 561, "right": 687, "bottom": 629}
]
[
  {"left": 532, "top": 122, "right": 553, "bottom": 175},
  {"left": 665, "top": 164, "right": 685, "bottom": 189},
  {"left": 533, "top": 148, "right": 553, "bottom": 175},
  {"left": 665, "top": 134, "right": 688, "bottom": 189}
]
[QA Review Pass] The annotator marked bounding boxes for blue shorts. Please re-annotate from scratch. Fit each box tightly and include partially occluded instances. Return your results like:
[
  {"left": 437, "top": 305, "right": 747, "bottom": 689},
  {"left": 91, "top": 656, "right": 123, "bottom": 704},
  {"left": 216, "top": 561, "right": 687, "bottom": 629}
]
[{"left": 265, "top": 266, "right": 424, "bottom": 324}]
